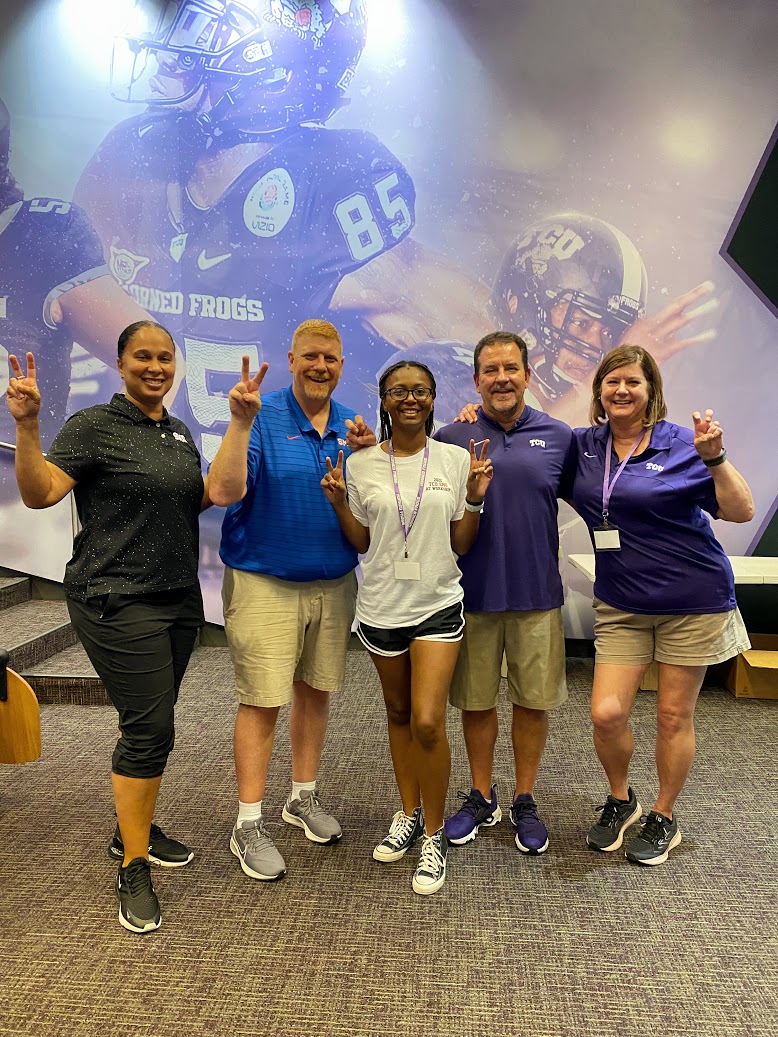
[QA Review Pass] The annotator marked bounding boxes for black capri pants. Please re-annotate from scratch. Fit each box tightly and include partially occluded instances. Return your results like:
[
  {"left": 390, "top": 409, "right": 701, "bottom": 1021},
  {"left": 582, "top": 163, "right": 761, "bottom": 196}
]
[{"left": 67, "top": 585, "right": 204, "bottom": 779}]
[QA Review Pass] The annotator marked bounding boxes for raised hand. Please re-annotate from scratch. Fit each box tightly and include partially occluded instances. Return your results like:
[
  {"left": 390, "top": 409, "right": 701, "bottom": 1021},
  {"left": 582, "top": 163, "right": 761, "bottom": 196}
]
[
  {"left": 321, "top": 450, "right": 348, "bottom": 507},
  {"left": 6, "top": 352, "right": 41, "bottom": 423},
  {"left": 455, "top": 401, "right": 480, "bottom": 424},
  {"left": 692, "top": 408, "right": 725, "bottom": 462},
  {"left": 345, "top": 414, "right": 376, "bottom": 451},
  {"left": 466, "top": 439, "right": 493, "bottom": 501},
  {"left": 618, "top": 281, "right": 717, "bottom": 365},
  {"left": 228, "top": 356, "right": 269, "bottom": 423}
]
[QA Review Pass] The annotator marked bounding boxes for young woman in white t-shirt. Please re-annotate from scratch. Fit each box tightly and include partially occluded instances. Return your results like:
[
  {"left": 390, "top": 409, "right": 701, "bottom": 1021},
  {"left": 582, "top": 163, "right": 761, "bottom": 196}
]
[{"left": 321, "top": 360, "right": 492, "bottom": 895}]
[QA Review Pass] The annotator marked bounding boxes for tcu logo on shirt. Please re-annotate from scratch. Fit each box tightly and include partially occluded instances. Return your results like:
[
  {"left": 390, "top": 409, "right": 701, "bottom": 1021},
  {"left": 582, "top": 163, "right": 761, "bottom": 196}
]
[
  {"left": 529, "top": 439, "right": 546, "bottom": 448},
  {"left": 646, "top": 462, "right": 665, "bottom": 472}
]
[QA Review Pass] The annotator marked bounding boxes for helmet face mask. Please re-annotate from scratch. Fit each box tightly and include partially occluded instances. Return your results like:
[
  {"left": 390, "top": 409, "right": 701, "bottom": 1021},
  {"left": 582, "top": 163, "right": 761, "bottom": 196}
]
[
  {"left": 111, "top": 0, "right": 368, "bottom": 139},
  {"left": 493, "top": 214, "right": 648, "bottom": 399}
]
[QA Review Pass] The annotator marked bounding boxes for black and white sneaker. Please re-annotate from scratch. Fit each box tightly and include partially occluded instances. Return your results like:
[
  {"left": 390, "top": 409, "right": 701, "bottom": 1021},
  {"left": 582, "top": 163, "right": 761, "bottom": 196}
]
[
  {"left": 108, "top": 822, "right": 194, "bottom": 868},
  {"left": 373, "top": 807, "right": 424, "bottom": 862},
  {"left": 586, "top": 788, "right": 642, "bottom": 851},
  {"left": 412, "top": 828, "right": 448, "bottom": 895},
  {"left": 116, "top": 857, "right": 161, "bottom": 933},
  {"left": 625, "top": 811, "right": 682, "bottom": 865}
]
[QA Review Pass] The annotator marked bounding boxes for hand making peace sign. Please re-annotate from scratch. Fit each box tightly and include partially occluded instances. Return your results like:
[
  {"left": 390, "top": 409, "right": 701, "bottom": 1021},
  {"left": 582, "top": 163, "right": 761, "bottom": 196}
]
[
  {"left": 6, "top": 352, "right": 41, "bottom": 423},
  {"left": 321, "top": 450, "right": 348, "bottom": 508},
  {"left": 692, "top": 408, "right": 725, "bottom": 463},
  {"left": 228, "top": 355, "right": 270, "bottom": 423},
  {"left": 466, "top": 439, "right": 493, "bottom": 502}
]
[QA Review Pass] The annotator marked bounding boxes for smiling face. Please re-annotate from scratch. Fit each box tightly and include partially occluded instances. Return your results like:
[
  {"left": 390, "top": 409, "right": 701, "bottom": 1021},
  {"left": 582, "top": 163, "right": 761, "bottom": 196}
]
[
  {"left": 474, "top": 341, "right": 531, "bottom": 426},
  {"left": 380, "top": 365, "right": 435, "bottom": 437},
  {"left": 288, "top": 331, "right": 344, "bottom": 405},
  {"left": 117, "top": 324, "right": 176, "bottom": 417},
  {"left": 598, "top": 362, "right": 651, "bottom": 427}
]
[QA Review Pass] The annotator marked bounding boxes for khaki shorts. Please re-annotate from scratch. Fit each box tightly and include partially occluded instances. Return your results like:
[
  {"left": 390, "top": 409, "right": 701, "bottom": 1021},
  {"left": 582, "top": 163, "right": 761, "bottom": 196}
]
[
  {"left": 449, "top": 609, "right": 568, "bottom": 712},
  {"left": 593, "top": 599, "right": 751, "bottom": 667},
  {"left": 222, "top": 567, "right": 357, "bottom": 707}
]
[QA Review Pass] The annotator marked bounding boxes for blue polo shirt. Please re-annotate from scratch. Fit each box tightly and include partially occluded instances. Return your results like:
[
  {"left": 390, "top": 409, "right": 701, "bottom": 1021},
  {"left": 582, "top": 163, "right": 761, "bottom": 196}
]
[
  {"left": 571, "top": 420, "right": 736, "bottom": 615},
  {"left": 435, "top": 406, "right": 575, "bottom": 611},
  {"left": 220, "top": 386, "right": 358, "bottom": 581}
]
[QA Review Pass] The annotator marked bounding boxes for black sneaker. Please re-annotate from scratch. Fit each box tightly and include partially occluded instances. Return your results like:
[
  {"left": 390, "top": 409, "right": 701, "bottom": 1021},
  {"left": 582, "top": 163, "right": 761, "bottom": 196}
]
[
  {"left": 116, "top": 857, "right": 161, "bottom": 933},
  {"left": 108, "top": 823, "right": 194, "bottom": 868},
  {"left": 625, "top": 810, "right": 682, "bottom": 865},
  {"left": 586, "top": 788, "right": 642, "bottom": 851}
]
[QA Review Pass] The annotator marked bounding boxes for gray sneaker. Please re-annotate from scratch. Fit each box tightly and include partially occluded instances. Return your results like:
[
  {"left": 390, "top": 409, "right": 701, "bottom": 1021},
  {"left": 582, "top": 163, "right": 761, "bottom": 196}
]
[
  {"left": 282, "top": 788, "right": 342, "bottom": 844},
  {"left": 587, "top": 787, "right": 642, "bottom": 851},
  {"left": 230, "top": 819, "right": 287, "bottom": 880}
]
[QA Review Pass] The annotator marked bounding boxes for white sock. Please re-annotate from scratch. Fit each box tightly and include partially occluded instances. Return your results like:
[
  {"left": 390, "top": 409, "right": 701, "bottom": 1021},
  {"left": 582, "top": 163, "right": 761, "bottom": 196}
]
[
  {"left": 290, "top": 780, "right": 316, "bottom": 803},
  {"left": 237, "top": 800, "right": 262, "bottom": 827}
]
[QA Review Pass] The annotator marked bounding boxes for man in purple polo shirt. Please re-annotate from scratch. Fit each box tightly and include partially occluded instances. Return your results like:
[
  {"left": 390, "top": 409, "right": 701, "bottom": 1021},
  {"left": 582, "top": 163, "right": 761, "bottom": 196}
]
[{"left": 435, "top": 331, "right": 574, "bottom": 855}]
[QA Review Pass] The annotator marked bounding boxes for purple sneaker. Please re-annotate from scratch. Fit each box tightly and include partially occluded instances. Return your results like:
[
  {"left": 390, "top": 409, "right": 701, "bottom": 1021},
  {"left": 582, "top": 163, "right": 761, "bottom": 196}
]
[
  {"left": 444, "top": 784, "right": 502, "bottom": 846},
  {"left": 510, "top": 793, "right": 549, "bottom": 855}
]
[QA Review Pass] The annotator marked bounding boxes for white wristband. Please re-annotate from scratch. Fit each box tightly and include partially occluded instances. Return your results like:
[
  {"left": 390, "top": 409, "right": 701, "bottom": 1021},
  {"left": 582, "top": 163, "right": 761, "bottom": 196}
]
[{"left": 464, "top": 499, "right": 484, "bottom": 513}]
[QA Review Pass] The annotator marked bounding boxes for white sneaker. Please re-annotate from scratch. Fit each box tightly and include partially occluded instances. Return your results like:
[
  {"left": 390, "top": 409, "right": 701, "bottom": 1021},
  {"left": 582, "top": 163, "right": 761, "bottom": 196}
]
[
  {"left": 412, "top": 828, "right": 448, "bottom": 895},
  {"left": 373, "top": 807, "right": 424, "bottom": 862}
]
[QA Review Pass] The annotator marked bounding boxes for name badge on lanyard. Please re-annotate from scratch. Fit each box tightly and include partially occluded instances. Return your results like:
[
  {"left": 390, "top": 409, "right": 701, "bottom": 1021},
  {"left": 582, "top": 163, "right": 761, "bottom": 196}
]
[
  {"left": 595, "top": 430, "right": 644, "bottom": 552},
  {"left": 390, "top": 440, "right": 428, "bottom": 581}
]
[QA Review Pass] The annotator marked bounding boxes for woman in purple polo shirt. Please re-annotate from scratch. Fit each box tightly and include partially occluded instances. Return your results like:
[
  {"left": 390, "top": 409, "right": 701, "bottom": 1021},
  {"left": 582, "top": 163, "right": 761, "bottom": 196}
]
[{"left": 571, "top": 344, "right": 754, "bottom": 865}]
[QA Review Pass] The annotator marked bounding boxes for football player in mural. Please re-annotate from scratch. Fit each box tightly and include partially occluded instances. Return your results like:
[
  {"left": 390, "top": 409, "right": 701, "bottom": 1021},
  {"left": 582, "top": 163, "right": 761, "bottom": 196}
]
[
  {"left": 376, "top": 214, "right": 717, "bottom": 431},
  {"left": 0, "top": 97, "right": 157, "bottom": 450},
  {"left": 74, "top": 0, "right": 489, "bottom": 465}
]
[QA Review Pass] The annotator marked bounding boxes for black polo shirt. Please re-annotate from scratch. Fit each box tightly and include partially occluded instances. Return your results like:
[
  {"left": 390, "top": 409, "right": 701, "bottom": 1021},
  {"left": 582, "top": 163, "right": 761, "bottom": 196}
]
[{"left": 46, "top": 394, "right": 204, "bottom": 601}]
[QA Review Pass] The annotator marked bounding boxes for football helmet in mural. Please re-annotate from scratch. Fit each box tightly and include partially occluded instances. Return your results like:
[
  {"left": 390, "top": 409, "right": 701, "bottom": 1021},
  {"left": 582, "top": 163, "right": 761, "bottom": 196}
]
[
  {"left": 111, "top": 0, "right": 368, "bottom": 138},
  {"left": 492, "top": 213, "right": 648, "bottom": 399},
  {"left": 0, "top": 96, "right": 23, "bottom": 209}
]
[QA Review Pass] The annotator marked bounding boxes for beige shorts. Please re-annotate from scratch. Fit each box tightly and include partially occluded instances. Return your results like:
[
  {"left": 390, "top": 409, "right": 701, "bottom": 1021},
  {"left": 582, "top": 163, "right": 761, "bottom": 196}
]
[
  {"left": 593, "top": 599, "right": 751, "bottom": 667},
  {"left": 222, "top": 567, "right": 357, "bottom": 707},
  {"left": 449, "top": 609, "right": 568, "bottom": 712}
]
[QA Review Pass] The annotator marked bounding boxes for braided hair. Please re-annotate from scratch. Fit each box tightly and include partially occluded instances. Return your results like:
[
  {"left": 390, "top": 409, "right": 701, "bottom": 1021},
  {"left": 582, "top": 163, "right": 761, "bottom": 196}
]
[{"left": 378, "top": 360, "right": 437, "bottom": 443}]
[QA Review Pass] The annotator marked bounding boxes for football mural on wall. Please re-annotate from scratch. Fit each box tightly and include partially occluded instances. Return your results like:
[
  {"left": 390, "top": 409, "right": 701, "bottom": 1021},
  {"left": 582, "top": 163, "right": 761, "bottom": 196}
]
[{"left": 0, "top": 0, "right": 776, "bottom": 628}]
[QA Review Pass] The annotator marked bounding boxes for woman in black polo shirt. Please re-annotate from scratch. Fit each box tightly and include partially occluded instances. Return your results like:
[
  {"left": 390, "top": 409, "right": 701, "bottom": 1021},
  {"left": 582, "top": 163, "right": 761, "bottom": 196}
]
[{"left": 7, "top": 321, "right": 211, "bottom": 934}]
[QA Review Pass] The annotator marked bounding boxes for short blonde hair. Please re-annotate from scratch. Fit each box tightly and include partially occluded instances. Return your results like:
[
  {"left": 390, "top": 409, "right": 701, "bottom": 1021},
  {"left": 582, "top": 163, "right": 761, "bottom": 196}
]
[
  {"left": 291, "top": 319, "right": 342, "bottom": 353},
  {"left": 590, "top": 344, "right": 667, "bottom": 427}
]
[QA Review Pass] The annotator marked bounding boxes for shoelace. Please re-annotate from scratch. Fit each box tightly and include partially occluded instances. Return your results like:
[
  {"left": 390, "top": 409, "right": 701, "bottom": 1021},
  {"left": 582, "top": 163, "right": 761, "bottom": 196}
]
[
  {"left": 122, "top": 858, "right": 153, "bottom": 896},
  {"left": 417, "top": 834, "right": 444, "bottom": 876},
  {"left": 511, "top": 800, "right": 538, "bottom": 822},
  {"left": 594, "top": 798, "right": 625, "bottom": 830},
  {"left": 298, "top": 793, "right": 326, "bottom": 818},
  {"left": 637, "top": 813, "right": 669, "bottom": 845},
  {"left": 453, "top": 790, "right": 487, "bottom": 818},
  {"left": 243, "top": 819, "right": 274, "bottom": 850},
  {"left": 385, "top": 810, "right": 417, "bottom": 846}
]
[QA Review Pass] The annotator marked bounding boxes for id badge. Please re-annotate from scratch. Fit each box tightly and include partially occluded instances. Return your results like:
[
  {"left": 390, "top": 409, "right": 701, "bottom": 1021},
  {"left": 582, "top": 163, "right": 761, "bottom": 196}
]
[
  {"left": 394, "top": 560, "right": 421, "bottom": 581},
  {"left": 594, "top": 525, "right": 621, "bottom": 551}
]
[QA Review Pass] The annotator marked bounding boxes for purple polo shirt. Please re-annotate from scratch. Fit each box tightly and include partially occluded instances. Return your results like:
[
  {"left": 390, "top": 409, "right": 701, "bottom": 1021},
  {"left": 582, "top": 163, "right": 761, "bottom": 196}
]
[
  {"left": 571, "top": 420, "right": 736, "bottom": 615},
  {"left": 434, "top": 406, "right": 574, "bottom": 612}
]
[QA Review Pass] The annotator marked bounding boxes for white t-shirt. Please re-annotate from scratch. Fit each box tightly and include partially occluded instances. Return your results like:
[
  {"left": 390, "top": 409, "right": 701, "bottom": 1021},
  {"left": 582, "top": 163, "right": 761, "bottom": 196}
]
[{"left": 346, "top": 438, "right": 470, "bottom": 628}]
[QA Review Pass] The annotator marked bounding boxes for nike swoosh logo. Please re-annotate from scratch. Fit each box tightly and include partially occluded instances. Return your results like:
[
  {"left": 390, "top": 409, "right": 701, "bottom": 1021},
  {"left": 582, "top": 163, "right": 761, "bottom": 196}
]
[
  {"left": 471, "top": 439, "right": 487, "bottom": 448},
  {"left": 287, "top": 435, "right": 301, "bottom": 441},
  {"left": 138, "top": 124, "right": 155, "bottom": 138},
  {"left": 197, "top": 249, "right": 232, "bottom": 270},
  {"left": 584, "top": 452, "right": 596, "bottom": 458}
]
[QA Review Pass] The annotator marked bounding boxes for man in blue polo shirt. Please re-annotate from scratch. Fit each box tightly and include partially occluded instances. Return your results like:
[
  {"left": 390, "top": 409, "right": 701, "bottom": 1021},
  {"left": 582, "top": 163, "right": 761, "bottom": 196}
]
[
  {"left": 435, "top": 331, "right": 574, "bottom": 855},
  {"left": 208, "top": 319, "right": 369, "bottom": 881}
]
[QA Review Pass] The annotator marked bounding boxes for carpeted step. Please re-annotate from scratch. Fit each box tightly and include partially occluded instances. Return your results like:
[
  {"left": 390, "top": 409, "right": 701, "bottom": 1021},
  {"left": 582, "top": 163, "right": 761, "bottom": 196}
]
[
  {"left": 0, "top": 575, "right": 31, "bottom": 610},
  {"left": 1, "top": 600, "right": 77, "bottom": 672},
  {"left": 24, "top": 643, "right": 232, "bottom": 705}
]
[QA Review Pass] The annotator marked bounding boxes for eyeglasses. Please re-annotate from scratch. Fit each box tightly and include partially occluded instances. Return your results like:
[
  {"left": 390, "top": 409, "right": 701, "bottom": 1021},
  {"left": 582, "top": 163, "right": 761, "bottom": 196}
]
[{"left": 383, "top": 387, "right": 434, "bottom": 401}]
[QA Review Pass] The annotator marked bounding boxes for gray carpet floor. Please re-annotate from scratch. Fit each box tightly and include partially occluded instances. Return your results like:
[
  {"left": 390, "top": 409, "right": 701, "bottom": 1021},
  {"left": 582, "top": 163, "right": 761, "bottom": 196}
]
[{"left": 1, "top": 651, "right": 776, "bottom": 1037}]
